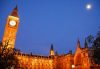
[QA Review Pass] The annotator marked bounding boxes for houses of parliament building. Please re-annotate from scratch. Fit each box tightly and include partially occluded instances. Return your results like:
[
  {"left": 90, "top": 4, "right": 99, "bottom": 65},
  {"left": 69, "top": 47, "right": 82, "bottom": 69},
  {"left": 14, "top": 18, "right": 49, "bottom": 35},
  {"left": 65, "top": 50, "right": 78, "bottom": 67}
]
[{"left": 1, "top": 5, "right": 96, "bottom": 69}]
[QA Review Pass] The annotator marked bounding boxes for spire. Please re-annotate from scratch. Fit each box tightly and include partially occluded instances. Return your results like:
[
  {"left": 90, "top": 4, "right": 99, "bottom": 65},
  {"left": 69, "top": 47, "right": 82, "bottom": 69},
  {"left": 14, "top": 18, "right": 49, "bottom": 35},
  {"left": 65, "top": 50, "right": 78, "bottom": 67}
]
[
  {"left": 14, "top": 2, "right": 18, "bottom": 10},
  {"left": 51, "top": 44, "right": 53, "bottom": 50},
  {"left": 50, "top": 44, "right": 54, "bottom": 56},
  {"left": 18, "top": 47, "right": 20, "bottom": 54},
  {"left": 78, "top": 38, "right": 80, "bottom": 42},
  {"left": 84, "top": 38, "right": 88, "bottom": 48},
  {"left": 11, "top": 3, "right": 18, "bottom": 17},
  {"left": 14, "top": 6, "right": 18, "bottom": 11},
  {"left": 55, "top": 51, "right": 58, "bottom": 55},
  {"left": 77, "top": 38, "right": 82, "bottom": 49},
  {"left": 55, "top": 51, "right": 57, "bottom": 53},
  {"left": 77, "top": 38, "right": 80, "bottom": 46}
]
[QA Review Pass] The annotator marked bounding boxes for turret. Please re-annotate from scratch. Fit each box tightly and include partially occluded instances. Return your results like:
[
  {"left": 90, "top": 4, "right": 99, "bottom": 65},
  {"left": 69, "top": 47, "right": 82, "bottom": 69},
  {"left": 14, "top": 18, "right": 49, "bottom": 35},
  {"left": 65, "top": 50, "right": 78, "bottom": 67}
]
[
  {"left": 77, "top": 38, "right": 80, "bottom": 46},
  {"left": 55, "top": 51, "right": 58, "bottom": 56},
  {"left": 29, "top": 52, "right": 32, "bottom": 56},
  {"left": 84, "top": 38, "right": 88, "bottom": 48},
  {"left": 69, "top": 50, "right": 72, "bottom": 54},
  {"left": 77, "top": 38, "right": 82, "bottom": 49},
  {"left": 50, "top": 44, "right": 54, "bottom": 56},
  {"left": 18, "top": 48, "right": 20, "bottom": 54}
]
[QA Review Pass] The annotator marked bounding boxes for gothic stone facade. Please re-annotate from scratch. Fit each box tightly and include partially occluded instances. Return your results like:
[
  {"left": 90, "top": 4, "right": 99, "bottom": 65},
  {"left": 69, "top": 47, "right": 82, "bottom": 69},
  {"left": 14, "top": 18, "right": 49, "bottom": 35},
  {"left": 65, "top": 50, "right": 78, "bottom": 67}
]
[{"left": 1, "top": 5, "right": 95, "bottom": 69}]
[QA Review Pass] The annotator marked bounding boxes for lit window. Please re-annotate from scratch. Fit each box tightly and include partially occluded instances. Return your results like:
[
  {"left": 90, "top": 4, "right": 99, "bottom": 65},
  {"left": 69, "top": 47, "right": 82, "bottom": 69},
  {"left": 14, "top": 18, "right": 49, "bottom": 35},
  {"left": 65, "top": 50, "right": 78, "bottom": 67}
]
[
  {"left": 31, "top": 63, "right": 32, "bottom": 65},
  {"left": 38, "top": 63, "right": 40, "bottom": 66},
  {"left": 21, "top": 62, "right": 24, "bottom": 65},
  {"left": 42, "top": 64, "right": 44, "bottom": 66},
  {"left": 26, "top": 62, "right": 28, "bottom": 65},
  {"left": 35, "top": 59, "right": 37, "bottom": 62},
  {"left": 18, "top": 58, "right": 20, "bottom": 60},
  {"left": 83, "top": 53, "right": 85, "bottom": 57},
  {"left": 34, "top": 63, "right": 36, "bottom": 66},
  {"left": 26, "top": 59, "right": 28, "bottom": 61}
]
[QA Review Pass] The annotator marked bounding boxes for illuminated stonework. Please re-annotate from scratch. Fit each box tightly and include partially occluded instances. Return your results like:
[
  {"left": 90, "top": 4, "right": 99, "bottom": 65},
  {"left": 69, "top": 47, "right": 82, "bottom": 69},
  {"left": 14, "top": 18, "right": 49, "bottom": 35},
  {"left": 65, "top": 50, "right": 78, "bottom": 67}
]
[
  {"left": 15, "top": 45, "right": 74, "bottom": 69},
  {"left": 1, "top": 5, "right": 96, "bottom": 69},
  {"left": 74, "top": 39, "right": 94, "bottom": 69},
  {"left": 2, "top": 5, "right": 19, "bottom": 49}
]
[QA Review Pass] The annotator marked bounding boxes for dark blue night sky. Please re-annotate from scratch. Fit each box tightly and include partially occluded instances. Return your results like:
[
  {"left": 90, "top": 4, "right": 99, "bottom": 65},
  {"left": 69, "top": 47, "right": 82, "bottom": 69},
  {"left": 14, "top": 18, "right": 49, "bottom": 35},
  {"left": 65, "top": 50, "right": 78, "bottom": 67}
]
[{"left": 0, "top": 0, "right": 100, "bottom": 56}]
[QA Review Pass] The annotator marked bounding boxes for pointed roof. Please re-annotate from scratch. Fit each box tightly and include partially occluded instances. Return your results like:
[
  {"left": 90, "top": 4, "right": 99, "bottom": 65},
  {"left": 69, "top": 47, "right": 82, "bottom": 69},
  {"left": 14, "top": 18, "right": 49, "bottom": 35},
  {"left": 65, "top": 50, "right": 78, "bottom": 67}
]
[
  {"left": 14, "top": 2, "right": 18, "bottom": 11},
  {"left": 77, "top": 38, "right": 82, "bottom": 49},
  {"left": 77, "top": 38, "right": 80, "bottom": 45},
  {"left": 84, "top": 38, "right": 88, "bottom": 48},
  {"left": 55, "top": 51, "right": 57, "bottom": 53},
  {"left": 78, "top": 38, "right": 80, "bottom": 42},
  {"left": 10, "top": 3, "right": 18, "bottom": 17},
  {"left": 14, "top": 5, "right": 18, "bottom": 11},
  {"left": 51, "top": 44, "right": 53, "bottom": 50}
]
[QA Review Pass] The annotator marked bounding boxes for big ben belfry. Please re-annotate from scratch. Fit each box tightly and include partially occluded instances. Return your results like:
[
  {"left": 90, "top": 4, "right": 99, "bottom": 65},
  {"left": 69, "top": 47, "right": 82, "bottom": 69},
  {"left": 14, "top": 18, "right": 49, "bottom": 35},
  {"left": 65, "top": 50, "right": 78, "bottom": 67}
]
[{"left": 2, "top": 4, "right": 19, "bottom": 49}]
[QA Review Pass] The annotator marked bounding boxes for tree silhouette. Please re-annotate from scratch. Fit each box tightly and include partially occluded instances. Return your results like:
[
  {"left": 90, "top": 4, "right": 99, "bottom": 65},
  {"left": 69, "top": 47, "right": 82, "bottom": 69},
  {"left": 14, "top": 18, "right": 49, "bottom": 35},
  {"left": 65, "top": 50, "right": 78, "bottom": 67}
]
[
  {"left": 0, "top": 41, "right": 20, "bottom": 69},
  {"left": 87, "top": 31, "right": 100, "bottom": 68}
]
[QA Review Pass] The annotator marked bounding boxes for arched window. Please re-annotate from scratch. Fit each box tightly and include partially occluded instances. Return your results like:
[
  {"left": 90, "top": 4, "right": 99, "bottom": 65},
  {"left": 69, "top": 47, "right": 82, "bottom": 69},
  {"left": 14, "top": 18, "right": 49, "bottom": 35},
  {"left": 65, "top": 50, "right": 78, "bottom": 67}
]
[
  {"left": 38, "top": 63, "right": 40, "bottom": 66},
  {"left": 75, "top": 53, "right": 81, "bottom": 66},
  {"left": 25, "top": 67, "right": 27, "bottom": 69},
  {"left": 34, "top": 63, "right": 36, "bottom": 66},
  {"left": 42, "top": 63, "right": 44, "bottom": 66},
  {"left": 26, "top": 62, "right": 28, "bottom": 65},
  {"left": 21, "top": 62, "right": 24, "bottom": 65}
]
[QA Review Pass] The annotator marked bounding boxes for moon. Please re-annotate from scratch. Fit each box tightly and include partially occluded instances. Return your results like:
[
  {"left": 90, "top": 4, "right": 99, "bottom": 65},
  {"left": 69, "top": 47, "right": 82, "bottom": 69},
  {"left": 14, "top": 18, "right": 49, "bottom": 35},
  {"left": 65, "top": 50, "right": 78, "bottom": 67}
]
[{"left": 86, "top": 4, "right": 91, "bottom": 9}]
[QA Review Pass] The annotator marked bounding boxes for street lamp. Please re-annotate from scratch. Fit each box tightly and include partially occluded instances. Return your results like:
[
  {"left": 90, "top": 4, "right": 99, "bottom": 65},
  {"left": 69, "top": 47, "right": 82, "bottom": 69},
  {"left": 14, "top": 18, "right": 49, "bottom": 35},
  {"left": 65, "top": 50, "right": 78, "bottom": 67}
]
[
  {"left": 11, "top": 66, "right": 14, "bottom": 69},
  {"left": 72, "top": 64, "right": 75, "bottom": 69}
]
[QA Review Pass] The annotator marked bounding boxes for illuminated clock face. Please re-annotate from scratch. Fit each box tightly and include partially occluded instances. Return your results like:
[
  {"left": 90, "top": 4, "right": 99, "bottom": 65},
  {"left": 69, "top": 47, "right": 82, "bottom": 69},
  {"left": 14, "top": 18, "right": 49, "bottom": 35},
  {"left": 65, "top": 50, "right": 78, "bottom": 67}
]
[{"left": 9, "top": 20, "right": 16, "bottom": 26}]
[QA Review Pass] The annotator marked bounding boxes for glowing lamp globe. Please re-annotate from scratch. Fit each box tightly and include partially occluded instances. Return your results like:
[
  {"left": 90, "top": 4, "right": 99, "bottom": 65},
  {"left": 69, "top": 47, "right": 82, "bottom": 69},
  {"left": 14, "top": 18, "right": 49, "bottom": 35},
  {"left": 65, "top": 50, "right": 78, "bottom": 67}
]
[{"left": 72, "top": 65, "right": 75, "bottom": 68}]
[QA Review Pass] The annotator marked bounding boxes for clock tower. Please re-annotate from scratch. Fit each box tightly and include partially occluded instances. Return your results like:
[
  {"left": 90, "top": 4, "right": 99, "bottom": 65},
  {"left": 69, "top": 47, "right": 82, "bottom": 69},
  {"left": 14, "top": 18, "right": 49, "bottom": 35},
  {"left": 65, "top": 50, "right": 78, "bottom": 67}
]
[{"left": 2, "top": 5, "right": 19, "bottom": 49}]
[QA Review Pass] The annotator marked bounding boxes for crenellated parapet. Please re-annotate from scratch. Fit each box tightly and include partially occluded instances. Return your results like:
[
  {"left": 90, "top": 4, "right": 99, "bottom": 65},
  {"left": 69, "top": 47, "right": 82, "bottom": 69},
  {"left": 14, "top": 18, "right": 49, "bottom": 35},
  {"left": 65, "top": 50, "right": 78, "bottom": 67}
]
[{"left": 14, "top": 49, "right": 74, "bottom": 69}]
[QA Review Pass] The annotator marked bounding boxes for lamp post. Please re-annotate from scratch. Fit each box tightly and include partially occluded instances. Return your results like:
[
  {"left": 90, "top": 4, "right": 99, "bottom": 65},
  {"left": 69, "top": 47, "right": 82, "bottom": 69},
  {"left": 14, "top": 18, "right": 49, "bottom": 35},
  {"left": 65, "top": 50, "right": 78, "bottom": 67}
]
[{"left": 72, "top": 64, "right": 75, "bottom": 69}]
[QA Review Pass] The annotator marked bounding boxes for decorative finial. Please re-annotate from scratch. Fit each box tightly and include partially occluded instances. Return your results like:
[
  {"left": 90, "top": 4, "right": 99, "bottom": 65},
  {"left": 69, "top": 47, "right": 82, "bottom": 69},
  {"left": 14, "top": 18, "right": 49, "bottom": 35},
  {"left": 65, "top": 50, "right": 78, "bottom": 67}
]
[
  {"left": 84, "top": 38, "right": 88, "bottom": 48},
  {"left": 77, "top": 38, "right": 80, "bottom": 46},
  {"left": 17, "top": 2, "right": 18, "bottom": 6},
  {"left": 45, "top": 54, "right": 46, "bottom": 57},
  {"left": 78, "top": 38, "right": 79, "bottom": 42},
  {"left": 13, "top": 3, "right": 18, "bottom": 11},
  {"left": 51, "top": 44, "right": 53, "bottom": 50},
  {"left": 25, "top": 51, "right": 27, "bottom": 55}
]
